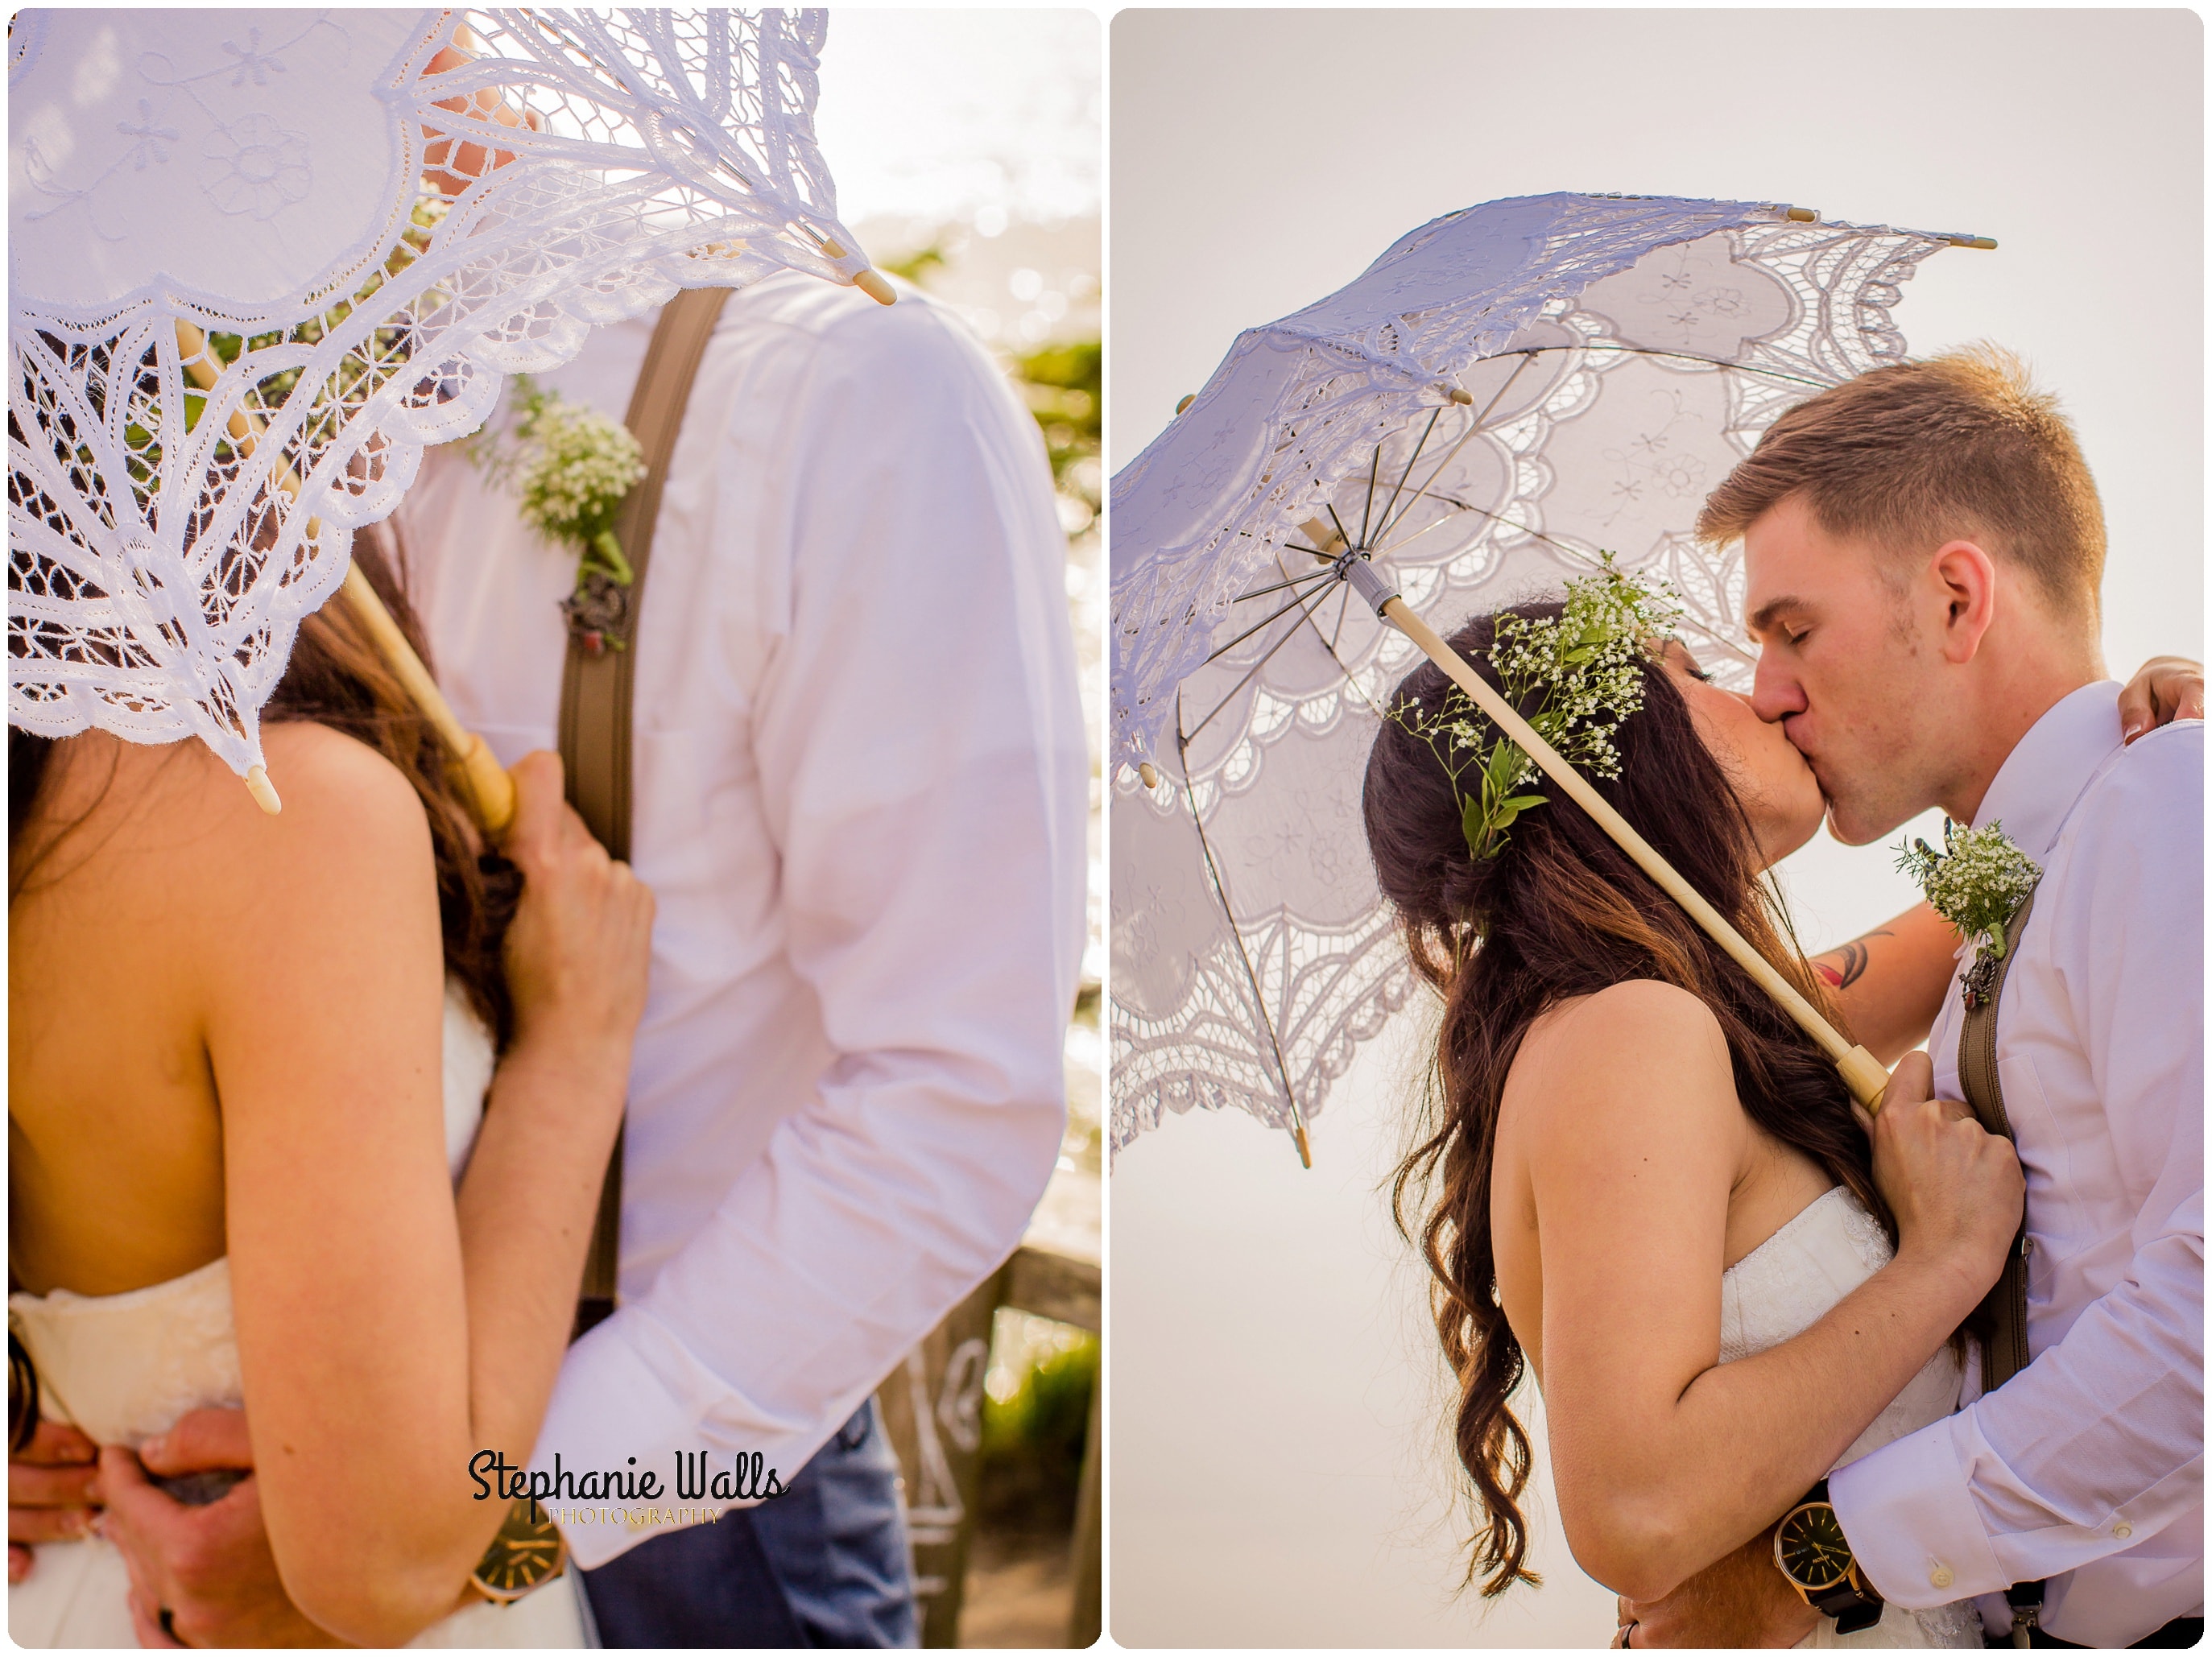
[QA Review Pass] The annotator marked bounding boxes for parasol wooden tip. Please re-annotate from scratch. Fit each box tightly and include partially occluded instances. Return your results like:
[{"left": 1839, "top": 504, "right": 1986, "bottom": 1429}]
[
  {"left": 1949, "top": 235, "right": 1999, "bottom": 250},
  {"left": 1175, "top": 394, "right": 1197, "bottom": 415},
  {"left": 1785, "top": 206, "right": 1820, "bottom": 222},
  {"left": 853, "top": 268, "right": 897, "bottom": 306},
  {"left": 1293, "top": 1120, "right": 1312, "bottom": 1169},
  {"left": 245, "top": 765, "right": 282, "bottom": 816},
  {"left": 1137, "top": 760, "right": 1160, "bottom": 789},
  {"left": 1445, "top": 386, "right": 1474, "bottom": 406}
]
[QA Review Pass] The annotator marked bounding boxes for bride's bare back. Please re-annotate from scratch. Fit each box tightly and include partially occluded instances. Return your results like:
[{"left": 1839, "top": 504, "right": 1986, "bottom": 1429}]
[
  {"left": 10, "top": 723, "right": 445, "bottom": 1298},
  {"left": 7, "top": 726, "right": 652, "bottom": 1643},
  {"left": 1490, "top": 979, "right": 1836, "bottom": 1382}
]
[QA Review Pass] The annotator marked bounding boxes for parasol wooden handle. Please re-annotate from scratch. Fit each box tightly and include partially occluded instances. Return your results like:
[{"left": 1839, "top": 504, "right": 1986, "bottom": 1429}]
[
  {"left": 1380, "top": 597, "right": 1891, "bottom": 1111},
  {"left": 338, "top": 565, "right": 516, "bottom": 833},
  {"left": 172, "top": 321, "right": 515, "bottom": 833}
]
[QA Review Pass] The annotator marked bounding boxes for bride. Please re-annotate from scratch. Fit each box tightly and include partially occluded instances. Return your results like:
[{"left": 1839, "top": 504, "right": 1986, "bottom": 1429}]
[
  {"left": 1362, "top": 586, "right": 2026, "bottom": 1648},
  {"left": 8, "top": 534, "right": 651, "bottom": 1647}
]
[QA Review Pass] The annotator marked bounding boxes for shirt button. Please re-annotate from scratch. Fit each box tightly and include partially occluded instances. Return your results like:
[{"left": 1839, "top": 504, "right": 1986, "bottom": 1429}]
[
  {"left": 1929, "top": 1564, "right": 1955, "bottom": 1589},
  {"left": 2114, "top": 1522, "right": 2134, "bottom": 1539}
]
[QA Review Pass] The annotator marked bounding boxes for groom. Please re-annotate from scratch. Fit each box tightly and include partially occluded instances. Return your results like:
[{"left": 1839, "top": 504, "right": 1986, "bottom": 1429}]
[
  {"left": 1626, "top": 346, "right": 2202, "bottom": 1648},
  {"left": 17, "top": 268, "right": 1089, "bottom": 1644}
]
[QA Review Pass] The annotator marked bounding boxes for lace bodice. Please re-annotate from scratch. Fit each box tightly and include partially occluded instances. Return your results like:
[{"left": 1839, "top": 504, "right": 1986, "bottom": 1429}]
[{"left": 1721, "top": 1186, "right": 1982, "bottom": 1649}]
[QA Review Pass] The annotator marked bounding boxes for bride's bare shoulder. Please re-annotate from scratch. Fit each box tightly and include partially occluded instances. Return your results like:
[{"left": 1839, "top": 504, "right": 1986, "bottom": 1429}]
[
  {"left": 1505, "top": 980, "right": 1739, "bottom": 1143},
  {"left": 27, "top": 723, "right": 436, "bottom": 932}
]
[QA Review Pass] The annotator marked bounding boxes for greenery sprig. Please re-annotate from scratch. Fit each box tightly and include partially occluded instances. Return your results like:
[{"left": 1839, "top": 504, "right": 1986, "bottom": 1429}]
[
  {"left": 1896, "top": 820, "right": 2041, "bottom": 1008},
  {"left": 1387, "top": 556, "right": 1682, "bottom": 862}
]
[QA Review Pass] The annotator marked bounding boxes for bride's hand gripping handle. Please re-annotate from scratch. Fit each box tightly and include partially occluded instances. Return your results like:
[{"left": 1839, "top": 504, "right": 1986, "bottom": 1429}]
[
  {"left": 1864, "top": 1052, "right": 2025, "bottom": 1308},
  {"left": 497, "top": 750, "right": 655, "bottom": 1102}
]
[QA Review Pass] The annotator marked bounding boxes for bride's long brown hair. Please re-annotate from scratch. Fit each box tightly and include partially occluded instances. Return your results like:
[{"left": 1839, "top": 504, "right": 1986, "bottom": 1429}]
[
  {"left": 9, "top": 525, "right": 519, "bottom": 1044},
  {"left": 1362, "top": 602, "right": 1883, "bottom": 1597}
]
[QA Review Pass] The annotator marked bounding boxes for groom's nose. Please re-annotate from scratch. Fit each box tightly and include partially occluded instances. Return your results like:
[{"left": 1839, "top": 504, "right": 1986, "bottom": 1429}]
[{"left": 1750, "top": 653, "right": 1809, "bottom": 725}]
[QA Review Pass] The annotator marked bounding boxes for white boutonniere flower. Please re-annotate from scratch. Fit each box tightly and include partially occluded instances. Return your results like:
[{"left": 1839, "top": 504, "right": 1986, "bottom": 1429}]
[
  {"left": 1896, "top": 820, "right": 2042, "bottom": 1010},
  {"left": 467, "top": 375, "right": 646, "bottom": 655}
]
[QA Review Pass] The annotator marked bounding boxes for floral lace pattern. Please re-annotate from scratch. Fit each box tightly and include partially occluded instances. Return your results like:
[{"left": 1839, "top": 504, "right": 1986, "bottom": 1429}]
[
  {"left": 10, "top": 10, "right": 871, "bottom": 781},
  {"left": 1110, "top": 196, "right": 1962, "bottom": 1155}
]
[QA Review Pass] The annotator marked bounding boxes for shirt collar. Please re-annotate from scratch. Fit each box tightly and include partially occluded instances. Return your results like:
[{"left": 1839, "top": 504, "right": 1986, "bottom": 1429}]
[{"left": 1970, "top": 680, "right": 2123, "bottom": 857}]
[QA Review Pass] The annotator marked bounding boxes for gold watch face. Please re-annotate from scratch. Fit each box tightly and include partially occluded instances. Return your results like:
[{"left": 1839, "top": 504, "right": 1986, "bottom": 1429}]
[
  {"left": 470, "top": 1498, "right": 567, "bottom": 1604},
  {"left": 1775, "top": 1502, "right": 1853, "bottom": 1593}
]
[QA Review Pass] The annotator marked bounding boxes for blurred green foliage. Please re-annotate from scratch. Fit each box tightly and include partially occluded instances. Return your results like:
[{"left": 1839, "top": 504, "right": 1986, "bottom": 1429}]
[
  {"left": 879, "top": 242, "right": 949, "bottom": 284},
  {"left": 1011, "top": 340, "right": 1101, "bottom": 518},
  {"left": 978, "top": 1333, "right": 1098, "bottom": 1531}
]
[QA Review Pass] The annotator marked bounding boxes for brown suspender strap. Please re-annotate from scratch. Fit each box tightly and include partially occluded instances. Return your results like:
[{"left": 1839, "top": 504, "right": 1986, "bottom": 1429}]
[
  {"left": 1955, "top": 891, "right": 2038, "bottom": 1392},
  {"left": 563, "top": 285, "right": 734, "bottom": 1337}
]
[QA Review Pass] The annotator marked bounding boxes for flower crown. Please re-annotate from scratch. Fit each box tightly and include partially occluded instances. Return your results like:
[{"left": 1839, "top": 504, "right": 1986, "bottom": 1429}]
[{"left": 1386, "top": 556, "right": 1682, "bottom": 862}]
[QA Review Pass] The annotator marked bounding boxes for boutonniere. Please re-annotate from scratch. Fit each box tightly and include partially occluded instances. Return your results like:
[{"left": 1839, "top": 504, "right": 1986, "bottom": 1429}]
[
  {"left": 1896, "top": 820, "right": 2042, "bottom": 1010},
  {"left": 467, "top": 375, "right": 646, "bottom": 656}
]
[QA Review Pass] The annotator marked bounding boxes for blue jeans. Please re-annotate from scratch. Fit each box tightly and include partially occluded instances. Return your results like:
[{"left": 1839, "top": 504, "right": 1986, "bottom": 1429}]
[{"left": 579, "top": 1401, "right": 918, "bottom": 1647}]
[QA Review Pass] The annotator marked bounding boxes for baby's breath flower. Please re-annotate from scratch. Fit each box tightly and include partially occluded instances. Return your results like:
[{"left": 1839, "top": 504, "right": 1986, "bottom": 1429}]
[
  {"left": 468, "top": 374, "right": 646, "bottom": 585},
  {"left": 1896, "top": 820, "right": 2040, "bottom": 952},
  {"left": 1387, "top": 553, "right": 1680, "bottom": 861},
  {"left": 1896, "top": 820, "right": 2041, "bottom": 1008}
]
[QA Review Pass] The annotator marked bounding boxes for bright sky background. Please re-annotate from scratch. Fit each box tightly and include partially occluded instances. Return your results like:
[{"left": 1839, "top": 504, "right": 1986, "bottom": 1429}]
[
  {"left": 1109, "top": 9, "right": 2202, "bottom": 1647},
  {"left": 816, "top": 9, "right": 1102, "bottom": 229}
]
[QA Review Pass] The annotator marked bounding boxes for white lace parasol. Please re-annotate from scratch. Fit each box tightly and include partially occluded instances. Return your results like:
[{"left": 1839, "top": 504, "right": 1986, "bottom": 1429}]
[
  {"left": 1110, "top": 192, "right": 1984, "bottom": 1159},
  {"left": 10, "top": 9, "right": 882, "bottom": 785}
]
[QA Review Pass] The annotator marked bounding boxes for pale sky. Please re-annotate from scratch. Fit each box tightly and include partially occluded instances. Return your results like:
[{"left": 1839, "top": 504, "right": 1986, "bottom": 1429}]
[
  {"left": 816, "top": 9, "right": 1102, "bottom": 229},
  {"left": 1108, "top": 9, "right": 2202, "bottom": 1647}
]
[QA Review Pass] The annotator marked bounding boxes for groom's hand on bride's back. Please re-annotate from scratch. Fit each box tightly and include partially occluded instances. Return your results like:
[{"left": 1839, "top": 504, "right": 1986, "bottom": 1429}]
[
  {"left": 96, "top": 1404, "right": 341, "bottom": 1647},
  {"left": 8, "top": 1418, "right": 100, "bottom": 1581}
]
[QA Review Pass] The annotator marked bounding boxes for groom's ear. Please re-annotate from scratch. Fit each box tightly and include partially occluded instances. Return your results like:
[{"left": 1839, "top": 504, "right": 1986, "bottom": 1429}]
[{"left": 1927, "top": 539, "right": 1999, "bottom": 664}]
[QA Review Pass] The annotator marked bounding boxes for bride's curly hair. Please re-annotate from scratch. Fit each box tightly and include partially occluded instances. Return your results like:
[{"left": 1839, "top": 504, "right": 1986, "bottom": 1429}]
[
  {"left": 1362, "top": 601, "right": 1884, "bottom": 1597},
  {"left": 10, "top": 524, "right": 519, "bottom": 1044}
]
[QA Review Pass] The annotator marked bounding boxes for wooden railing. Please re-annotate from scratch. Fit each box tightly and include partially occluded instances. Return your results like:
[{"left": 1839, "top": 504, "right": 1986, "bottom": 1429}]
[{"left": 876, "top": 1164, "right": 1101, "bottom": 1647}]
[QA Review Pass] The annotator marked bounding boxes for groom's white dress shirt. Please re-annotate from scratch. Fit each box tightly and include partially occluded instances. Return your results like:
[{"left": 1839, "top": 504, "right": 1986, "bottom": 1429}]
[
  {"left": 1829, "top": 683, "right": 2203, "bottom": 1647},
  {"left": 395, "top": 271, "right": 1089, "bottom": 1568}
]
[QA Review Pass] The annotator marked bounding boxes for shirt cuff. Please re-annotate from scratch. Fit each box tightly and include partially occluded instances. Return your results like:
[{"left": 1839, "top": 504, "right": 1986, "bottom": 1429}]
[
  {"left": 528, "top": 1305, "right": 778, "bottom": 1570},
  {"left": 1830, "top": 1419, "right": 2009, "bottom": 1608}
]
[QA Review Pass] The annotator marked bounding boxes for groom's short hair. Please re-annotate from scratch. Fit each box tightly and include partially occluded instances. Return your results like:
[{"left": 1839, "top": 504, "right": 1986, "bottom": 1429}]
[{"left": 1697, "top": 344, "right": 2106, "bottom": 620}]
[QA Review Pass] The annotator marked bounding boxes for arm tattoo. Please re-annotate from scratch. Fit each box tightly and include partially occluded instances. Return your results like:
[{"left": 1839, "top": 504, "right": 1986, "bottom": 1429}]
[{"left": 1816, "top": 929, "right": 1893, "bottom": 990}]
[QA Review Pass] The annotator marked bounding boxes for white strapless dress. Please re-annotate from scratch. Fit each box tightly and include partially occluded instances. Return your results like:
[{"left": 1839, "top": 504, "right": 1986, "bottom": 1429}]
[
  {"left": 8, "top": 985, "right": 589, "bottom": 1648},
  {"left": 1720, "top": 1185, "right": 1983, "bottom": 1649}
]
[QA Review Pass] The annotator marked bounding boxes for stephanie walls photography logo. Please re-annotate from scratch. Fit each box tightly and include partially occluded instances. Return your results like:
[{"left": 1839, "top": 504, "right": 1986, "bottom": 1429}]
[{"left": 471, "top": 1448, "right": 788, "bottom": 1527}]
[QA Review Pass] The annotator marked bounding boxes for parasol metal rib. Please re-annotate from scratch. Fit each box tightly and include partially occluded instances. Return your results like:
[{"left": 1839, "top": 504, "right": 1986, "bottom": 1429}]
[
  {"left": 1176, "top": 698, "right": 1313, "bottom": 1169},
  {"left": 1364, "top": 582, "right": 1890, "bottom": 1111},
  {"left": 173, "top": 320, "right": 517, "bottom": 831},
  {"left": 1232, "top": 564, "right": 1340, "bottom": 604}
]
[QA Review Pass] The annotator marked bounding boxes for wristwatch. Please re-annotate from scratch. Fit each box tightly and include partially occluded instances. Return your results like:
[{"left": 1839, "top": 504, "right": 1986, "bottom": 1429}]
[
  {"left": 469, "top": 1498, "right": 567, "bottom": 1603},
  {"left": 1773, "top": 1478, "right": 1883, "bottom": 1634}
]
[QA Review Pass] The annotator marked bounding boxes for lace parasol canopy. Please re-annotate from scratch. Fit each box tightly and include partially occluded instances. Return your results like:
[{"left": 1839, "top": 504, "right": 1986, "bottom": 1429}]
[
  {"left": 10, "top": 9, "right": 882, "bottom": 785},
  {"left": 1109, "top": 192, "right": 1983, "bottom": 1159}
]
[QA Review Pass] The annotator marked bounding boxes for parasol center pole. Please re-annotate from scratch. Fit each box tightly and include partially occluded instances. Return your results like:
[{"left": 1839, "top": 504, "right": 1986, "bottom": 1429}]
[
  {"left": 1378, "top": 596, "right": 1891, "bottom": 1112},
  {"left": 172, "top": 321, "right": 516, "bottom": 833}
]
